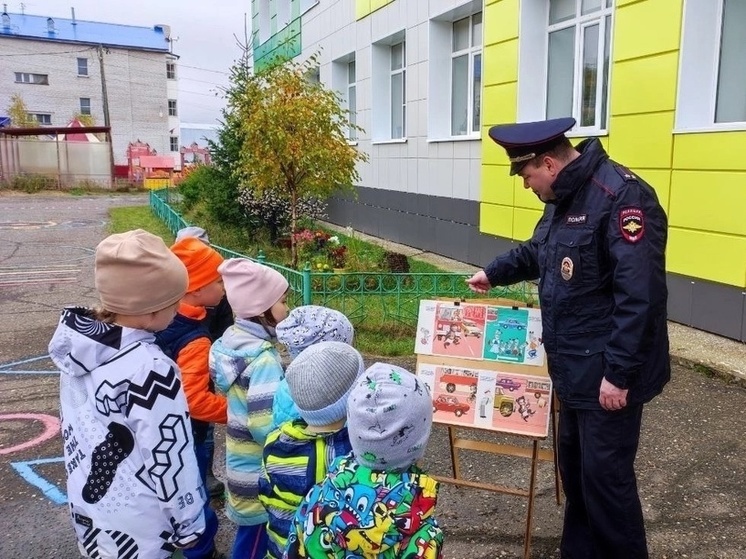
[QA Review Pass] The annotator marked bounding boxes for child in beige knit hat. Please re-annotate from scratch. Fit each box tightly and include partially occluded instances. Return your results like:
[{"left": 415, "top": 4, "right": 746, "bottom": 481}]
[{"left": 48, "top": 229, "right": 207, "bottom": 558}]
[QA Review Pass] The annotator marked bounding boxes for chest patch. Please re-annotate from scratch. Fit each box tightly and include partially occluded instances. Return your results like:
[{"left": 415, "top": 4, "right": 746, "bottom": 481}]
[
  {"left": 619, "top": 207, "right": 645, "bottom": 243},
  {"left": 565, "top": 214, "right": 587, "bottom": 225},
  {"left": 560, "top": 257, "right": 574, "bottom": 281}
]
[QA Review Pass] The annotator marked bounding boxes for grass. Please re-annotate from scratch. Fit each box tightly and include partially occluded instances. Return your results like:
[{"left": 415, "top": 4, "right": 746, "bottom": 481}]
[{"left": 109, "top": 205, "right": 174, "bottom": 242}]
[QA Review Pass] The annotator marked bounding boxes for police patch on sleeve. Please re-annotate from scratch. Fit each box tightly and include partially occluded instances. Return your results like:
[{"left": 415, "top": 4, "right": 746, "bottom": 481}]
[{"left": 619, "top": 207, "right": 644, "bottom": 243}]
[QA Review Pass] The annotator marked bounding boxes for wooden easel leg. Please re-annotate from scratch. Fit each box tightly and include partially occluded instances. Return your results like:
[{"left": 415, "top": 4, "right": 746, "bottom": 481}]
[
  {"left": 552, "top": 395, "right": 562, "bottom": 505},
  {"left": 523, "top": 440, "right": 540, "bottom": 559},
  {"left": 447, "top": 426, "right": 461, "bottom": 480}
]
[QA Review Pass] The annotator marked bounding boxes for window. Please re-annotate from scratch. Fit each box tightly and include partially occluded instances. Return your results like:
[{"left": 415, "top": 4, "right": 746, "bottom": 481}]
[
  {"left": 390, "top": 41, "right": 406, "bottom": 139},
  {"left": 677, "top": 0, "right": 746, "bottom": 130},
  {"left": 168, "top": 99, "right": 178, "bottom": 117},
  {"left": 166, "top": 62, "right": 176, "bottom": 80},
  {"left": 14, "top": 72, "right": 49, "bottom": 85},
  {"left": 371, "top": 31, "right": 406, "bottom": 142},
  {"left": 29, "top": 113, "right": 52, "bottom": 125},
  {"left": 170, "top": 136, "right": 179, "bottom": 152},
  {"left": 348, "top": 60, "right": 357, "bottom": 140},
  {"left": 451, "top": 12, "right": 482, "bottom": 136},
  {"left": 517, "top": 0, "right": 612, "bottom": 134},
  {"left": 77, "top": 58, "right": 88, "bottom": 76},
  {"left": 79, "top": 98, "right": 91, "bottom": 115}
]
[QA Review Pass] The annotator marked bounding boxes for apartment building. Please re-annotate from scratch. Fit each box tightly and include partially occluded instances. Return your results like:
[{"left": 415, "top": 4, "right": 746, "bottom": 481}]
[
  {"left": 251, "top": 0, "right": 746, "bottom": 341},
  {"left": 0, "top": 10, "right": 181, "bottom": 167}
]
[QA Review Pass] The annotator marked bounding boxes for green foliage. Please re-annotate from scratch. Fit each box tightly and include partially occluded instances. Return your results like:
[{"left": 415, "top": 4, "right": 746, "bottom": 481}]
[
  {"left": 2, "top": 174, "right": 56, "bottom": 192},
  {"left": 178, "top": 164, "right": 249, "bottom": 228},
  {"left": 109, "top": 206, "right": 173, "bottom": 241},
  {"left": 229, "top": 53, "right": 368, "bottom": 266},
  {"left": 7, "top": 94, "right": 37, "bottom": 127}
]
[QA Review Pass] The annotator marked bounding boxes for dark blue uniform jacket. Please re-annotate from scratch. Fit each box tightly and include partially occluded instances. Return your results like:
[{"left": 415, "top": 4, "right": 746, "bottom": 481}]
[{"left": 485, "top": 139, "right": 671, "bottom": 409}]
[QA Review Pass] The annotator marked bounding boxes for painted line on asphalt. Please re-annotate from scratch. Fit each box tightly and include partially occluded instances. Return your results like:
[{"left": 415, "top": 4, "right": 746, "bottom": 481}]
[
  {"left": 0, "top": 355, "right": 49, "bottom": 369},
  {"left": 0, "top": 355, "right": 58, "bottom": 376},
  {"left": 10, "top": 457, "right": 67, "bottom": 505},
  {"left": 0, "top": 413, "right": 61, "bottom": 455}
]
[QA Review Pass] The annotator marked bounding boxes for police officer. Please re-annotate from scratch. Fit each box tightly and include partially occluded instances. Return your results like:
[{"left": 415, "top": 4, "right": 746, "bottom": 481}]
[{"left": 467, "top": 117, "right": 670, "bottom": 558}]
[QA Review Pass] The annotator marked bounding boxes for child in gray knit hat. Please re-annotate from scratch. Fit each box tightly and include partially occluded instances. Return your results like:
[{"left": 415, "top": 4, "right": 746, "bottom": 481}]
[
  {"left": 258, "top": 341, "right": 364, "bottom": 559},
  {"left": 273, "top": 305, "right": 355, "bottom": 426},
  {"left": 285, "top": 362, "right": 444, "bottom": 558}
]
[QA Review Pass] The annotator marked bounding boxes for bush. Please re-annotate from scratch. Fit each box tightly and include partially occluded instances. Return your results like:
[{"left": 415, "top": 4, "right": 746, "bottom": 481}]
[
  {"left": 3, "top": 174, "right": 56, "bottom": 192},
  {"left": 178, "top": 165, "right": 249, "bottom": 227}
]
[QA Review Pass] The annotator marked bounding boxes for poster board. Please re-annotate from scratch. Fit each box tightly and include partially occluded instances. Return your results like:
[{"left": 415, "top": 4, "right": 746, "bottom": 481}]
[{"left": 415, "top": 297, "right": 558, "bottom": 559}]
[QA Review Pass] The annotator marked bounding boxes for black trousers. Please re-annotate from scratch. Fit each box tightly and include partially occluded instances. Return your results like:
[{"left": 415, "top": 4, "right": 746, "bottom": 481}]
[{"left": 558, "top": 404, "right": 648, "bottom": 559}]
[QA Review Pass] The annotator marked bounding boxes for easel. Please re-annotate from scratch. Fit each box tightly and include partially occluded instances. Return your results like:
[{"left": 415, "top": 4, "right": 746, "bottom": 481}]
[{"left": 416, "top": 297, "right": 561, "bottom": 559}]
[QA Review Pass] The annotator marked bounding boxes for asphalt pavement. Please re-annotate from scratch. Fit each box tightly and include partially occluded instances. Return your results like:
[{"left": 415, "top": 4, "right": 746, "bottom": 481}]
[{"left": 1, "top": 192, "right": 744, "bottom": 559}]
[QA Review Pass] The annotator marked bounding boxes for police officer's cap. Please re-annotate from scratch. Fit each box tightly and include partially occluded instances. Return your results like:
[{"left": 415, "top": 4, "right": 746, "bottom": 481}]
[{"left": 488, "top": 117, "right": 576, "bottom": 176}]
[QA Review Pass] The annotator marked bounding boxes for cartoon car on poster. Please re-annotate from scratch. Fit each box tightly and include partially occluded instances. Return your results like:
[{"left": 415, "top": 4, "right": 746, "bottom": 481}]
[
  {"left": 461, "top": 319, "right": 482, "bottom": 338},
  {"left": 498, "top": 318, "right": 525, "bottom": 330},
  {"left": 493, "top": 394, "right": 515, "bottom": 417},
  {"left": 496, "top": 378, "right": 522, "bottom": 392},
  {"left": 433, "top": 395, "right": 470, "bottom": 417}
]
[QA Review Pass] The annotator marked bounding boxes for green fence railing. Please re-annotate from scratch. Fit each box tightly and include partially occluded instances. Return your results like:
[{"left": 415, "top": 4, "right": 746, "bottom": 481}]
[{"left": 149, "top": 189, "right": 534, "bottom": 326}]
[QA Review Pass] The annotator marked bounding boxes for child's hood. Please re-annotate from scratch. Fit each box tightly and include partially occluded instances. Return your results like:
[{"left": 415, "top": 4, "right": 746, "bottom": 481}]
[
  {"left": 210, "top": 319, "right": 276, "bottom": 392},
  {"left": 48, "top": 307, "right": 156, "bottom": 377}
]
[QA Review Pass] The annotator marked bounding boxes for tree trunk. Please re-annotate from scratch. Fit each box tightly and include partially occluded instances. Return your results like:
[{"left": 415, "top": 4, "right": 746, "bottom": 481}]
[{"left": 290, "top": 186, "right": 298, "bottom": 268}]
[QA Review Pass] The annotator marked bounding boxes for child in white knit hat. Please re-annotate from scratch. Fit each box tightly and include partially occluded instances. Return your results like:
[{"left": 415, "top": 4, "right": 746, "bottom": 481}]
[
  {"left": 284, "top": 363, "right": 444, "bottom": 559},
  {"left": 273, "top": 305, "right": 355, "bottom": 426},
  {"left": 209, "top": 258, "right": 290, "bottom": 559},
  {"left": 49, "top": 229, "right": 206, "bottom": 558},
  {"left": 258, "top": 341, "right": 365, "bottom": 559}
]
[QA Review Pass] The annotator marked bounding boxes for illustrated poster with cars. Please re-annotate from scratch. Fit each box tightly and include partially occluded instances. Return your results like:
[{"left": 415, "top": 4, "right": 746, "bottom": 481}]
[
  {"left": 417, "top": 363, "right": 552, "bottom": 437},
  {"left": 415, "top": 300, "right": 544, "bottom": 367}
]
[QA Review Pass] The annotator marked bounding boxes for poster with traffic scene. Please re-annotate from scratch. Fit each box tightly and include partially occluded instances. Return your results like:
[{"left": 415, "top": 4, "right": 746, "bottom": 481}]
[
  {"left": 415, "top": 300, "right": 544, "bottom": 367},
  {"left": 482, "top": 306, "right": 544, "bottom": 367},
  {"left": 417, "top": 363, "right": 552, "bottom": 437}
]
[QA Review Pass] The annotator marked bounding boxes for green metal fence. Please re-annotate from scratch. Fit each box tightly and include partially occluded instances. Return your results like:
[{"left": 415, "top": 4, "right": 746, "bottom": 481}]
[{"left": 149, "top": 189, "right": 534, "bottom": 326}]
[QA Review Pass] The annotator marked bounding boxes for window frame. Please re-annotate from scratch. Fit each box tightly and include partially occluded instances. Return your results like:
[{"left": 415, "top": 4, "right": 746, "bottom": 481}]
[
  {"left": 450, "top": 12, "right": 482, "bottom": 137},
  {"left": 170, "top": 136, "right": 180, "bottom": 152},
  {"left": 77, "top": 57, "right": 88, "bottom": 77},
  {"left": 166, "top": 62, "right": 176, "bottom": 80},
  {"left": 389, "top": 41, "right": 407, "bottom": 140},
  {"left": 15, "top": 72, "right": 49, "bottom": 85},
  {"left": 79, "top": 97, "right": 91, "bottom": 116},
  {"left": 168, "top": 99, "right": 178, "bottom": 117},
  {"left": 347, "top": 59, "right": 357, "bottom": 141},
  {"left": 30, "top": 113, "right": 52, "bottom": 125},
  {"left": 545, "top": 0, "right": 613, "bottom": 135}
]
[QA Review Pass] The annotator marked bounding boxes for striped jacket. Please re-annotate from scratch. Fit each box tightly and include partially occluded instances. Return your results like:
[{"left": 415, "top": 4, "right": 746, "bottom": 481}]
[
  {"left": 259, "top": 421, "right": 352, "bottom": 559},
  {"left": 210, "top": 320, "right": 284, "bottom": 526}
]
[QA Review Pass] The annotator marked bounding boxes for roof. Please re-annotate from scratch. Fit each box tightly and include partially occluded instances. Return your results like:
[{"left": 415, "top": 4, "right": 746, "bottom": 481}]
[
  {"left": 0, "top": 12, "right": 170, "bottom": 52},
  {"left": 0, "top": 125, "right": 110, "bottom": 136},
  {"left": 139, "top": 155, "right": 175, "bottom": 169}
]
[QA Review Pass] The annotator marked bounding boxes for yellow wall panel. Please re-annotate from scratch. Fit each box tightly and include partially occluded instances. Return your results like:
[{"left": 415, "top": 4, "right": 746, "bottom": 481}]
[
  {"left": 481, "top": 165, "right": 514, "bottom": 206},
  {"left": 513, "top": 208, "right": 543, "bottom": 240},
  {"left": 480, "top": 203, "right": 514, "bottom": 239},
  {"left": 669, "top": 171, "right": 746, "bottom": 236},
  {"left": 667, "top": 228, "right": 746, "bottom": 287},
  {"left": 482, "top": 83, "right": 517, "bottom": 129},
  {"left": 610, "top": 52, "right": 679, "bottom": 116},
  {"left": 483, "top": 40, "right": 518, "bottom": 87},
  {"left": 513, "top": 179, "right": 545, "bottom": 211},
  {"left": 672, "top": 131, "right": 746, "bottom": 171},
  {"left": 370, "top": 0, "right": 392, "bottom": 13},
  {"left": 482, "top": 132, "right": 512, "bottom": 166},
  {"left": 613, "top": 0, "right": 683, "bottom": 62},
  {"left": 607, "top": 112, "right": 674, "bottom": 169},
  {"left": 484, "top": 0, "right": 519, "bottom": 46},
  {"left": 355, "top": 0, "right": 371, "bottom": 19},
  {"left": 633, "top": 169, "right": 671, "bottom": 215}
]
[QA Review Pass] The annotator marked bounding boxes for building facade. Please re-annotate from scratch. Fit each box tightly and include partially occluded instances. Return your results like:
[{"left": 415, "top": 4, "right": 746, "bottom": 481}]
[
  {"left": 252, "top": 0, "right": 746, "bottom": 342},
  {"left": 0, "top": 11, "right": 181, "bottom": 168}
]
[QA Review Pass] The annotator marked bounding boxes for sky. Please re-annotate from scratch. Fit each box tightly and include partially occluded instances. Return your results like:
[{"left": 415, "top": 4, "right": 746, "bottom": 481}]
[{"left": 13, "top": 0, "right": 251, "bottom": 124}]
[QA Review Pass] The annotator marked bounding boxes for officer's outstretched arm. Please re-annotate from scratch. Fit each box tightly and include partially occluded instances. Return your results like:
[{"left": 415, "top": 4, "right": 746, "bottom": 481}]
[{"left": 483, "top": 213, "right": 548, "bottom": 286}]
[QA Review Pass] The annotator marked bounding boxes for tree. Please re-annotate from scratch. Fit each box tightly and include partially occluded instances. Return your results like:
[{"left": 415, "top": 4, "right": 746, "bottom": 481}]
[
  {"left": 72, "top": 113, "right": 96, "bottom": 127},
  {"left": 7, "top": 94, "right": 38, "bottom": 127},
  {"left": 232, "top": 54, "right": 367, "bottom": 267}
]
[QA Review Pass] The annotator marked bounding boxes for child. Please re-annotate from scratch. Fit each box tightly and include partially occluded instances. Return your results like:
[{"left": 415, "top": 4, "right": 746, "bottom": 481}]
[
  {"left": 259, "top": 341, "right": 365, "bottom": 559},
  {"left": 175, "top": 226, "right": 234, "bottom": 498},
  {"left": 209, "top": 258, "right": 290, "bottom": 559},
  {"left": 157, "top": 236, "right": 228, "bottom": 559},
  {"left": 273, "top": 305, "right": 355, "bottom": 426},
  {"left": 49, "top": 229, "right": 206, "bottom": 558},
  {"left": 284, "top": 363, "right": 444, "bottom": 559}
]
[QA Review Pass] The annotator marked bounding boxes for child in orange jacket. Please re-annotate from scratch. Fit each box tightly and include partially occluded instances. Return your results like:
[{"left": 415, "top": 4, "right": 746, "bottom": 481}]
[{"left": 156, "top": 236, "right": 228, "bottom": 559}]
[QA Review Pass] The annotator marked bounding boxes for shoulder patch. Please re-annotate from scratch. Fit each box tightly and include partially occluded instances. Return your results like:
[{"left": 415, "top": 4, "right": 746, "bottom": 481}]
[
  {"left": 619, "top": 207, "right": 644, "bottom": 243},
  {"left": 614, "top": 165, "right": 638, "bottom": 182}
]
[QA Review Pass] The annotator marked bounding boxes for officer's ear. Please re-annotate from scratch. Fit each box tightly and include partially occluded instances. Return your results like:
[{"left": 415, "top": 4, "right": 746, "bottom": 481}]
[{"left": 542, "top": 154, "right": 563, "bottom": 177}]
